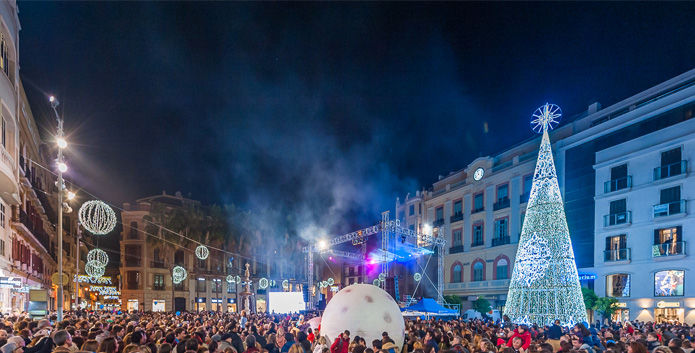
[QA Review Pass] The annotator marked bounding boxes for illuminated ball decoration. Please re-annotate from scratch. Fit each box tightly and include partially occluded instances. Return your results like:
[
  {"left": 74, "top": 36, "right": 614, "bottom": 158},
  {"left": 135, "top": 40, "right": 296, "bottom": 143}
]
[
  {"left": 87, "top": 248, "right": 108, "bottom": 267},
  {"left": 373, "top": 279, "right": 380, "bottom": 286},
  {"left": 236, "top": 275, "right": 241, "bottom": 283},
  {"left": 321, "top": 284, "right": 405, "bottom": 351},
  {"left": 78, "top": 200, "right": 117, "bottom": 235},
  {"left": 195, "top": 245, "right": 209, "bottom": 260},
  {"left": 226, "top": 275, "right": 234, "bottom": 283},
  {"left": 378, "top": 273, "right": 386, "bottom": 281},
  {"left": 270, "top": 280, "right": 276, "bottom": 287},
  {"left": 282, "top": 280, "right": 289, "bottom": 290},
  {"left": 259, "top": 278, "right": 269, "bottom": 289},
  {"left": 327, "top": 277, "right": 334, "bottom": 285},
  {"left": 85, "top": 260, "right": 105, "bottom": 278},
  {"left": 414, "top": 273, "right": 422, "bottom": 282},
  {"left": 172, "top": 266, "right": 188, "bottom": 284}
]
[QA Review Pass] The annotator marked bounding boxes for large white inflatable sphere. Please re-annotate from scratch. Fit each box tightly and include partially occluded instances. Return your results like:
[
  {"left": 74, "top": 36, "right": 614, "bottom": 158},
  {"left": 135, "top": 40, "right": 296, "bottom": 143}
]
[{"left": 321, "top": 284, "right": 405, "bottom": 349}]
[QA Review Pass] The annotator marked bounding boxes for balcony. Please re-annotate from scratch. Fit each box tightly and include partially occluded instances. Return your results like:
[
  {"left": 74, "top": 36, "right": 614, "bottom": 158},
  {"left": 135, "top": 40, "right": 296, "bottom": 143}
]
[
  {"left": 653, "top": 200, "right": 686, "bottom": 218},
  {"left": 472, "top": 207, "right": 484, "bottom": 214},
  {"left": 652, "top": 241, "right": 686, "bottom": 257},
  {"left": 126, "top": 283, "right": 139, "bottom": 290},
  {"left": 520, "top": 194, "right": 529, "bottom": 204},
  {"left": 603, "top": 211, "right": 631, "bottom": 227},
  {"left": 603, "top": 248, "right": 630, "bottom": 262},
  {"left": 654, "top": 160, "right": 687, "bottom": 181},
  {"left": 450, "top": 212, "right": 463, "bottom": 223},
  {"left": 493, "top": 198, "right": 510, "bottom": 211},
  {"left": 153, "top": 285, "right": 165, "bottom": 291},
  {"left": 127, "top": 230, "right": 139, "bottom": 240},
  {"left": 124, "top": 258, "right": 141, "bottom": 267},
  {"left": 444, "top": 279, "right": 510, "bottom": 291},
  {"left": 449, "top": 245, "right": 464, "bottom": 254},
  {"left": 16, "top": 209, "right": 51, "bottom": 252},
  {"left": 471, "top": 239, "right": 484, "bottom": 247},
  {"left": 150, "top": 260, "right": 166, "bottom": 269},
  {"left": 604, "top": 176, "right": 632, "bottom": 194},
  {"left": 492, "top": 236, "right": 510, "bottom": 247},
  {"left": 433, "top": 219, "right": 445, "bottom": 227}
]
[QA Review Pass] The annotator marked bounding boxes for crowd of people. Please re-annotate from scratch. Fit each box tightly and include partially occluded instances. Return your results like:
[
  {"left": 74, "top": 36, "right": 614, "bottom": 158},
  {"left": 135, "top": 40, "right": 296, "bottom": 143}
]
[{"left": 0, "top": 311, "right": 690, "bottom": 353}]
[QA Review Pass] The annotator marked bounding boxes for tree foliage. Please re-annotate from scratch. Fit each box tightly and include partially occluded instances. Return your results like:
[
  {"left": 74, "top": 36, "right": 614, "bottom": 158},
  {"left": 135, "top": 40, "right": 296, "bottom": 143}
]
[
  {"left": 582, "top": 287, "right": 598, "bottom": 310},
  {"left": 473, "top": 297, "right": 492, "bottom": 316},
  {"left": 594, "top": 297, "right": 619, "bottom": 319}
]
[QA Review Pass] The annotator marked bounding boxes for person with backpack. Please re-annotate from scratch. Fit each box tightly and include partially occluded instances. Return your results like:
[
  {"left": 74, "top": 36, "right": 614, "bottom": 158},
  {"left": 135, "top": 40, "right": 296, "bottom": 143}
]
[{"left": 331, "top": 331, "right": 350, "bottom": 353}]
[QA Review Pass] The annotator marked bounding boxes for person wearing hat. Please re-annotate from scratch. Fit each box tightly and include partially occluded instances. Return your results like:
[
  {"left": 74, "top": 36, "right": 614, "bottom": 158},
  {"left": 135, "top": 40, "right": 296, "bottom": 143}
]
[
  {"left": 381, "top": 342, "right": 399, "bottom": 353},
  {"left": 506, "top": 325, "right": 531, "bottom": 351}
]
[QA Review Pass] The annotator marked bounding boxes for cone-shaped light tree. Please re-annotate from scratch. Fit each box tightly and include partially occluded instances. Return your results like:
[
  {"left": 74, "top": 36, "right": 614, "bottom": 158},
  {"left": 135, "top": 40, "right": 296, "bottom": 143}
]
[{"left": 504, "top": 103, "right": 588, "bottom": 327}]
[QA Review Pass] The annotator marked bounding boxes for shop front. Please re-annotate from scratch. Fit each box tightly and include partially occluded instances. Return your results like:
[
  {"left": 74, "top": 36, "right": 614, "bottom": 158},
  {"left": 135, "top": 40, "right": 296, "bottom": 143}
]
[
  {"left": 612, "top": 302, "right": 630, "bottom": 322},
  {"left": 211, "top": 298, "right": 222, "bottom": 311},
  {"left": 227, "top": 298, "right": 236, "bottom": 312},
  {"left": 256, "top": 298, "right": 266, "bottom": 313},
  {"left": 152, "top": 299, "right": 166, "bottom": 312},
  {"left": 127, "top": 299, "right": 139, "bottom": 311},
  {"left": 195, "top": 297, "right": 206, "bottom": 311},
  {"left": 655, "top": 301, "right": 684, "bottom": 323}
]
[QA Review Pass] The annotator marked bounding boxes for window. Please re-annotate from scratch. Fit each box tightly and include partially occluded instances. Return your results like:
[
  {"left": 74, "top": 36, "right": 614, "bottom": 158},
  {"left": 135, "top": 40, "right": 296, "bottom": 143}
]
[
  {"left": 661, "top": 147, "right": 682, "bottom": 166},
  {"left": 606, "top": 274, "right": 630, "bottom": 297},
  {"left": 0, "top": 33, "right": 7, "bottom": 77},
  {"left": 655, "top": 147, "right": 683, "bottom": 179},
  {"left": 174, "top": 250, "right": 185, "bottom": 266},
  {"left": 1, "top": 117, "right": 5, "bottom": 148},
  {"left": 0, "top": 203, "right": 5, "bottom": 228},
  {"left": 0, "top": 239, "right": 4, "bottom": 257},
  {"left": 472, "top": 224, "right": 484, "bottom": 246},
  {"left": 452, "top": 229, "right": 462, "bottom": 246},
  {"left": 196, "top": 279, "right": 206, "bottom": 292},
  {"left": 212, "top": 279, "right": 222, "bottom": 293},
  {"left": 453, "top": 200, "right": 462, "bottom": 215},
  {"left": 606, "top": 199, "right": 629, "bottom": 226},
  {"left": 409, "top": 204, "right": 415, "bottom": 216},
  {"left": 227, "top": 281, "right": 235, "bottom": 293},
  {"left": 124, "top": 245, "right": 141, "bottom": 267},
  {"left": 452, "top": 264, "right": 462, "bottom": 283},
  {"left": 522, "top": 174, "right": 533, "bottom": 202},
  {"left": 153, "top": 248, "right": 160, "bottom": 261},
  {"left": 497, "top": 184, "right": 508, "bottom": 202},
  {"left": 654, "top": 270, "right": 684, "bottom": 297},
  {"left": 494, "top": 219, "right": 508, "bottom": 239},
  {"left": 660, "top": 186, "right": 680, "bottom": 204},
  {"left": 129, "top": 222, "right": 138, "bottom": 239},
  {"left": 398, "top": 211, "right": 405, "bottom": 222},
  {"left": 520, "top": 213, "right": 525, "bottom": 229},
  {"left": 435, "top": 207, "right": 444, "bottom": 222},
  {"left": 653, "top": 226, "right": 683, "bottom": 256},
  {"left": 474, "top": 193, "right": 484, "bottom": 212},
  {"left": 473, "top": 262, "right": 484, "bottom": 281},
  {"left": 127, "top": 271, "right": 139, "bottom": 290},
  {"left": 654, "top": 186, "right": 683, "bottom": 217},
  {"left": 153, "top": 274, "right": 164, "bottom": 290},
  {"left": 604, "top": 235, "right": 628, "bottom": 261},
  {"left": 611, "top": 164, "right": 628, "bottom": 181},
  {"left": 496, "top": 259, "right": 508, "bottom": 280}
]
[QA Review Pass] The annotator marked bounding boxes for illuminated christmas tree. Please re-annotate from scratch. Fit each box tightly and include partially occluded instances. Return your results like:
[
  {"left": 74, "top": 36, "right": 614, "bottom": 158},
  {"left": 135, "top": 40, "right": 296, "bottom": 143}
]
[{"left": 504, "top": 104, "right": 588, "bottom": 327}]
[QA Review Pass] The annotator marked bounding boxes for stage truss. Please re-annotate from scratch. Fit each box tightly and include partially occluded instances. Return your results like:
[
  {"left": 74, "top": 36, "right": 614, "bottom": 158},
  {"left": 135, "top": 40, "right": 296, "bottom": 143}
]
[{"left": 303, "top": 211, "right": 445, "bottom": 309}]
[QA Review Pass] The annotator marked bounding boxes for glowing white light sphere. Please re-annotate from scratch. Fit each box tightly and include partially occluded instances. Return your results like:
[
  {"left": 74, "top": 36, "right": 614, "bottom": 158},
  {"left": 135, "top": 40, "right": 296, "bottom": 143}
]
[
  {"left": 226, "top": 275, "right": 234, "bottom": 283},
  {"left": 195, "top": 245, "right": 209, "bottom": 260},
  {"left": 414, "top": 273, "right": 422, "bottom": 282},
  {"left": 85, "top": 260, "right": 105, "bottom": 278},
  {"left": 282, "top": 280, "right": 289, "bottom": 290},
  {"left": 57, "top": 138, "right": 67, "bottom": 149},
  {"left": 172, "top": 266, "right": 187, "bottom": 284},
  {"left": 373, "top": 279, "right": 381, "bottom": 286},
  {"left": 321, "top": 284, "right": 405, "bottom": 350},
  {"left": 87, "top": 248, "right": 108, "bottom": 267},
  {"left": 327, "top": 278, "right": 334, "bottom": 285},
  {"left": 78, "top": 200, "right": 117, "bottom": 235},
  {"left": 378, "top": 273, "right": 386, "bottom": 281},
  {"left": 57, "top": 162, "right": 68, "bottom": 173},
  {"left": 259, "top": 278, "right": 269, "bottom": 289}
]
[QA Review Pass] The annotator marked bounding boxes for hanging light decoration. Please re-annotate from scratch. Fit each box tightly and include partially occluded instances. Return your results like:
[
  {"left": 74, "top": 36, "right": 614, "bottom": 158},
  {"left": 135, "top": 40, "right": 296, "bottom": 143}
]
[
  {"left": 321, "top": 281, "right": 328, "bottom": 287},
  {"left": 172, "top": 266, "right": 188, "bottom": 284},
  {"left": 87, "top": 249, "right": 108, "bottom": 267},
  {"left": 236, "top": 275, "right": 241, "bottom": 283},
  {"left": 78, "top": 200, "right": 117, "bottom": 235},
  {"left": 259, "top": 278, "right": 269, "bottom": 289},
  {"left": 195, "top": 245, "right": 209, "bottom": 260},
  {"left": 414, "top": 273, "right": 422, "bottom": 282},
  {"left": 373, "top": 279, "right": 381, "bottom": 286},
  {"left": 327, "top": 278, "right": 334, "bottom": 285},
  {"left": 226, "top": 275, "right": 235, "bottom": 283},
  {"left": 282, "top": 280, "right": 289, "bottom": 290},
  {"left": 85, "top": 260, "right": 105, "bottom": 278},
  {"left": 270, "top": 280, "right": 276, "bottom": 287},
  {"left": 378, "top": 273, "right": 386, "bottom": 281}
]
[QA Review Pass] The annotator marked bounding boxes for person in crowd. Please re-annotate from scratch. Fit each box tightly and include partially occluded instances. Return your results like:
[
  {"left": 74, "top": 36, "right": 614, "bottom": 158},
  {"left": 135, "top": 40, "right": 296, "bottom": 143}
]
[{"left": 331, "top": 331, "right": 350, "bottom": 353}]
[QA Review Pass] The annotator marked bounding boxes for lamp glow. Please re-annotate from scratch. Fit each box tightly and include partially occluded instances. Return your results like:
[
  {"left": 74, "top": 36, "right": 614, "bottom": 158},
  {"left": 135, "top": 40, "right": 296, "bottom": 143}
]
[
  {"left": 57, "top": 162, "right": 68, "bottom": 173},
  {"left": 67, "top": 191, "right": 75, "bottom": 200},
  {"left": 318, "top": 240, "right": 327, "bottom": 250},
  {"left": 57, "top": 137, "right": 67, "bottom": 149}
]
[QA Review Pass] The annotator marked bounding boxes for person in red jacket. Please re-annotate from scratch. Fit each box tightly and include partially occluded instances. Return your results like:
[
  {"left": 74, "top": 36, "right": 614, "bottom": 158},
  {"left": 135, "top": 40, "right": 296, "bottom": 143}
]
[
  {"left": 507, "top": 325, "right": 532, "bottom": 351},
  {"left": 331, "top": 331, "right": 350, "bottom": 353}
]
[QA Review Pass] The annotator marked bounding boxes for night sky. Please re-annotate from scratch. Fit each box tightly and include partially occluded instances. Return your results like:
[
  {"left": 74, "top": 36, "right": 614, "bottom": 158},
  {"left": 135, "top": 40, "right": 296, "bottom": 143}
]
[{"left": 17, "top": 2, "right": 695, "bottom": 239}]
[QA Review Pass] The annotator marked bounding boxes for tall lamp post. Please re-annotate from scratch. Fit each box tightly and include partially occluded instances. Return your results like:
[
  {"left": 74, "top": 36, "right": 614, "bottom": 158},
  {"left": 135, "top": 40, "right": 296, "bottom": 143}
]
[{"left": 50, "top": 96, "right": 68, "bottom": 321}]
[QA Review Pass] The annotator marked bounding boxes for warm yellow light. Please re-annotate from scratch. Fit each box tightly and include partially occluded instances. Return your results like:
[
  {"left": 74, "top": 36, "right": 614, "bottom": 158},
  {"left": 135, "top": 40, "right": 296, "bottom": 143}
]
[
  {"left": 67, "top": 191, "right": 75, "bottom": 200},
  {"left": 57, "top": 138, "right": 67, "bottom": 149}
]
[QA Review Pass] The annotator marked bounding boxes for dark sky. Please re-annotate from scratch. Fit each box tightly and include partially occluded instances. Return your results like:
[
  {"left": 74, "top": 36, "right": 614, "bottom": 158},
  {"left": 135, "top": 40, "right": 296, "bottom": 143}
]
[{"left": 17, "top": 2, "right": 695, "bottom": 238}]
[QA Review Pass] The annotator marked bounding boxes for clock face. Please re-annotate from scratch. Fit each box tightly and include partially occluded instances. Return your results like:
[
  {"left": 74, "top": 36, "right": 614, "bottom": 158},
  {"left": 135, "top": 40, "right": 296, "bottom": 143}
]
[{"left": 473, "top": 167, "right": 485, "bottom": 181}]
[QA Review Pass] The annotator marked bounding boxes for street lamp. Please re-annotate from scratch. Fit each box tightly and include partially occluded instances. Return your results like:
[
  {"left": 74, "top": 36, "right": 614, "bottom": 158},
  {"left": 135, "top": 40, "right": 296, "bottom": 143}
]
[{"left": 50, "top": 95, "right": 67, "bottom": 321}]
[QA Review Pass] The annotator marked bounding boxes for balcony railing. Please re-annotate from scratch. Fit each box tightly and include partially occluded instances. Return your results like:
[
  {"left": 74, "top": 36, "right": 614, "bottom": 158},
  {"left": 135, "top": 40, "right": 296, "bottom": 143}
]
[
  {"left": 128, "top": 231, "right": 139, "bottom": 239},
  {"left": 492, "top": 236, "right": 510, "bottom": 247},
  {"left": 654, "top": 160, "right": 687, "bottom": 180},
  {"left": 450, "top": 212, "right": 463, "bottom": 223},
  {"left": 433, "top": 219, "right": 445, "bottom": 227},
  {"left": 18, "top": 210, "right": 51, "bottom": 251},
  {"left": 449, "top": 245, "right": 464, "bottom": 254},
  {"left": 653, "top": 200, "right": 686, "bottom": 218},
  {"left": 493, "top": 198, "right": 510, "bottom": 211},
  {"left": 604, "top": 176, "right": 632, "bottom": 193},
  {"left": 472, "top": 207, "right": 484, "bottom": 214},
  {"left": 150, "top": 260, "right": 166, "bottom": 268},
  {"left": 604, "top": 248, "right": 630, "bottom": 262},
  {"left": 153, "top": 285, "right": 165, "bottom": 291},
  {"left": 520, "top": 194, "right": 530, "bottom": 203},
  {"left": 125, "top": 258, "right": 141, "bottom": 267},
  {"left": 126, "top": 283, "right": 139, "bottom": 290},
  {"left": 652, "top": 241, "right": 686, "bottom": 257},
  {"left": 471, "top": 239, "right": 484, "bottom": 247},
  {"left": 603, "top": 211, "right": 631, "bottom": 227}
]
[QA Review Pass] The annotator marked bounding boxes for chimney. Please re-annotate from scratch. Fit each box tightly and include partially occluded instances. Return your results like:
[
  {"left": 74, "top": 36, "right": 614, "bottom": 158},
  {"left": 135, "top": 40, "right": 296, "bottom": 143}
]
[{"left": 588, "top": 102, "right": 601, "bottom": 115}]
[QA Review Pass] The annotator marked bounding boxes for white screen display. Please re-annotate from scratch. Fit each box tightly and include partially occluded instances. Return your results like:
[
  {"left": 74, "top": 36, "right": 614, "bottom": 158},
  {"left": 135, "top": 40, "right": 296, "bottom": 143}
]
[{"left": 269, "top": 292, "right": 305, "bottom": 314}]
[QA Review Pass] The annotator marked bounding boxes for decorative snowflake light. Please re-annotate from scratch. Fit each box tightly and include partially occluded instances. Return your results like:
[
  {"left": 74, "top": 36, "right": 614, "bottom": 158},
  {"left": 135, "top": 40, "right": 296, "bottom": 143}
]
[
  {"left": 78, "top": 200, "right": 117, "bottom": 235},
  {"left": 85, "top": 260, "right": 105, "bottom": 278},
  {"left": 414, "top": 273, "right": 422, "bottom": 282},
  {"left": 504, "top": 104, "right": 587, "bottom": 327},
  {"left": 87, "top": 248, "right": 109, "bottom": 267},
  {"left": 327, "top": 277, "right": 334, "bottom": 285},
  {"left": 282, "top": 280, "right": 289, "bottom": 290},
  {"left": 195, "top": 245, "right": 209, "bottom": 260},
  {"left": 372, "top": 279, "right": 381, "bottom": 286},
  {"left": 172, "top": 266, "right": 187, "bottom": 284},
  {"left": 259, "top": 278, "right": 269, "bottom": 289},
  {"left": 531, "top": 103, "right": 562, "bottom": 133}
]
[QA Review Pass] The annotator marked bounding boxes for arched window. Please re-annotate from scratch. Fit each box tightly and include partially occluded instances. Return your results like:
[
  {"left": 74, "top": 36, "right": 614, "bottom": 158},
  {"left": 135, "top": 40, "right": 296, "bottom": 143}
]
[
  {"left": 496, "top": 258, "right": 508, "bottom": 280},
  {"left": 473, "top": 262, "right": 484, "bottom": 281},
  {"left": 453, "top": 264, "right": 462, "bottom": 283}
]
